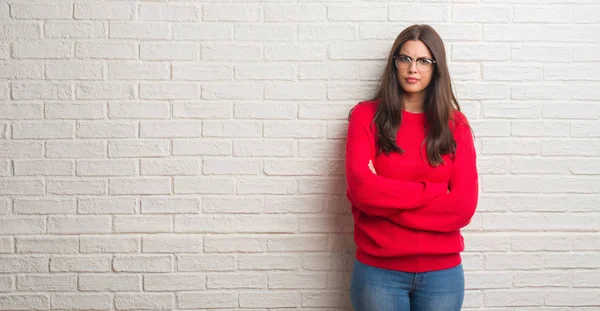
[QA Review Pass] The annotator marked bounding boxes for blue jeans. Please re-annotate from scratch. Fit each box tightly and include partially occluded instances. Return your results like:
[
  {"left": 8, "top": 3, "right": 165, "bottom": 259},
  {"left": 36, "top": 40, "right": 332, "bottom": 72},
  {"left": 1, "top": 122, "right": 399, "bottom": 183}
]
[{"left": 350, "top": 259, "right": 464, "bottom": 311}]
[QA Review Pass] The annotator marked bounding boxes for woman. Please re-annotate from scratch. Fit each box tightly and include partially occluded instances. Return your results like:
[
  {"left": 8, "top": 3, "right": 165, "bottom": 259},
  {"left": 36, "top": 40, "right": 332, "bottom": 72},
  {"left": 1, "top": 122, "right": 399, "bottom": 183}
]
[{"left": 345, "top": 24, "right": 479, "bottom": 311}]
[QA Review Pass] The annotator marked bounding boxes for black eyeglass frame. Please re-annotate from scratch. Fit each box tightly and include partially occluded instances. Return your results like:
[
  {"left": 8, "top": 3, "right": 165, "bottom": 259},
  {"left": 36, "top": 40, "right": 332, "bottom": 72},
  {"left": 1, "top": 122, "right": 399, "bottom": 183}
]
[{"left": 392, "top": 54, "right": 438, "bottom": 71}]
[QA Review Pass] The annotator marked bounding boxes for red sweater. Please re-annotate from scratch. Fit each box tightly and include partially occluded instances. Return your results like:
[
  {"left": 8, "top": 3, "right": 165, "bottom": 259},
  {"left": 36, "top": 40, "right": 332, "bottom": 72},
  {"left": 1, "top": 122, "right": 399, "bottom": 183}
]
[{"left": 345, "top": 99, "right": 479, "bottom": 273}]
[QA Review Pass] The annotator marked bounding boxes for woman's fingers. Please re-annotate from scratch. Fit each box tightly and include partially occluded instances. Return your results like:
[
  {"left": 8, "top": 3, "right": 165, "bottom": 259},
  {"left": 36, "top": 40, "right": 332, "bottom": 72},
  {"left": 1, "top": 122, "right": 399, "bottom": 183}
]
[{"left": 368, "top": 160, "right": 376, "bottom": 175}]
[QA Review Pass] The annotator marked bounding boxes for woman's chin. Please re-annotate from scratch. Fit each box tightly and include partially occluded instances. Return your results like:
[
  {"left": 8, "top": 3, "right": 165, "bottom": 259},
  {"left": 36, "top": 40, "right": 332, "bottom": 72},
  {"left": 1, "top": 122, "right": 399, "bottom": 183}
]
[{"left": 401, "top": 84, "right": 425, "bottom": 94}]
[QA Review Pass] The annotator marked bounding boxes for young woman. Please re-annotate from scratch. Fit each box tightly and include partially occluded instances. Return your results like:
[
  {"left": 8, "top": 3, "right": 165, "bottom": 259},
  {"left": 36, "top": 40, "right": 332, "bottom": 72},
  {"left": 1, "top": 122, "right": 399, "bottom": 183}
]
[{"left": 345, "top": 24, "right": 479, "bottom": 311}]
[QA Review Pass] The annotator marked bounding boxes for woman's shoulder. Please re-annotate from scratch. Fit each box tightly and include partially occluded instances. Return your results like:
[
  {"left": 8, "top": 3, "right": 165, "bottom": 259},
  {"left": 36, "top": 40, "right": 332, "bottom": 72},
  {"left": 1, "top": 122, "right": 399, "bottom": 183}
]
[
  {"left": 450, "top": 109, "right": 473, "bottom": 140},
  {"left": 349, "top": 99, "right": 379, "bottom": 120}
]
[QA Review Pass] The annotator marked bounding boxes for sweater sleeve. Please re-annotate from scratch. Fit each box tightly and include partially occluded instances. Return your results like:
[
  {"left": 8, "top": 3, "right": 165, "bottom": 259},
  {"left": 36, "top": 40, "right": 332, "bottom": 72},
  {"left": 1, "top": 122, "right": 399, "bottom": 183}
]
[
  {"left": 345, "top": 102, "right": 448, "bottom": 217},
  {"left": 388, "top": 113, "right": 479, "bottom": 232}
]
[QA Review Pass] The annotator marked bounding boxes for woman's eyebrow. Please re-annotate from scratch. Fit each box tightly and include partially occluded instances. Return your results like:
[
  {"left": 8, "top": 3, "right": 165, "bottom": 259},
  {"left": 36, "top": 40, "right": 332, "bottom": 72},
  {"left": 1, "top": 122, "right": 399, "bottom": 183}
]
[{"left": 398, "top": 53, "right": 432, "bottom": 59}]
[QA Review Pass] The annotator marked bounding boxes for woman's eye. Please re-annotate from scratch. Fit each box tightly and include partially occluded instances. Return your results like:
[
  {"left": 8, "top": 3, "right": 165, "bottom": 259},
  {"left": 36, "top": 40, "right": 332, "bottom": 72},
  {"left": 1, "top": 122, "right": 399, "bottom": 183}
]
[
  {"left": 419, "top": 59, "right": 433, "bottom": 64},
  {"left": 399, "top": 56, "right": 412, "bottom": 62}
]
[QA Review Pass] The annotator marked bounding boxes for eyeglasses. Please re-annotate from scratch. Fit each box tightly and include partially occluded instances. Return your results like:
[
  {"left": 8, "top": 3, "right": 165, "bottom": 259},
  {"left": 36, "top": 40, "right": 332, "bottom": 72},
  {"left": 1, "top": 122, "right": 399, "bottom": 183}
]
[{"left": 393, "top": 54, "right": 437, "bottom": 72}]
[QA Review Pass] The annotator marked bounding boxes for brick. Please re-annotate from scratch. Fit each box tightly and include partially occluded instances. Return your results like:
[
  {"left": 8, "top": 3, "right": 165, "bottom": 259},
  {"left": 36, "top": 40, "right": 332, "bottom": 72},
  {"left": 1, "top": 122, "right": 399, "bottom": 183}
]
[
  {"left": 545, "top": 290, "right": 600, "bottom": 306},
  {"left": 239, "top": 292, "right": 298, "bottom": 308},
  {"left": 113, "top": 255, "right": 173, "bottom": 272},
  {"left": 13, "top": 121, "right": 73, "bottom": 139},
  {"left": 513, "top": 271, "right": 571, "bottom": 287},
  {"left": 514, "top": 6, "right": 571, "bottom": 23},
  {"left": 234, "top": 24, "right": 294, "bottom": 41},
  {"left": 46, "top": 140, "right": 105, "bottom": 158},
  {"left": 12, "top": 82, "right": 71, "bottom": 100},
  {"left": 483, "top": 213, "right": 600, "bottom": 231},
  {"left": 79, "top": 274, "right": 140, "bottom": 291},
  {"left": 0, "top": 62, "right": 43, "bottom": 79},
  {"left": 114, "top": 293, "right": 173, "bottom": 310},
  {"left": 329, "top": 5, "right": 387, "bottom": 21},
  {"left": 76, "top": 160, "right": 137, "bottom": 177},
  {"left": 484, "top": 24, "right": 543, "bottom": 41},
  {"left": 141, "top": 158, "right": 200, "bottom": 176},
  {"left": 265, "top": 44, "right": 326, "bottom": 61},
  {"left": 109, "top": 102, "right": 169, "bottom": 119},
  {"left": 389, "top": 4, "right": 448, "bottom": 21},
  {"left": 235, "top": 215, "right": 297, "bottom": 233},
  {"left": 174, "top": 102, "right": 232, "bottom": 119},
  {"left": 235, "top": 103, "right": 295, "bottom": 119},
  {"left": 237, "top": 178, "right": 296, "bottom": 194},
  {"left": 174, "top": 24, "right": 232, "bottom": 41},
  {"left": 0, "top": 256, "right": 48, "bottom": 273},
  {"left": 0, "top": 294, "right": 48, "bottom": 309},
  {"left": 0, "top": 180, "right": 44, "bottom": 196},
  {"left": 76, "top": 82, "right": 135, "bottom": 100},
  {"left": 177, "top": 255, "right": 236, "bottom": 272},
  {"left": 0, "top": 22, "right": 41, "bottom": 39},
  {"left": 202, "top": 84, "right": 262, "bottom": 100},
  {"left": 113, "top": 215, "right": 172, "bottom": 234},
  {"left": 46, "top": 103, "right": 105, "bottom": 120},
  {"left": 109, "top": 140, "right": 169, "bottom": 158},
  {"left": 0, "top": 104, "right": 43, "bottom": 120},
  {"left": 207, "top": 273, "right": 266, "bottom": 289},
  {"left": 14, "top": 160, "right": 73, "bottom": 176},
  {"left": 452, "top": 5, "right": 510, "bottom": 22},
  {"left": 76, "top": 42, "right": 136, "bottom": 59},
  {"left": 77, "top": 198, "right": 138, "bottom": 214},
  {"left": 174, "top": 177, "right": 234, "bottom": 194},
  {"left": 142, "top": 235, "right": 202, "bottom": 253},
  {"left": 204, "top": 4, "right": 261, "bottom": 22},
  {"left": 173, "top": 139, "right": 231, "bottom": 156},
  {"left": 239, "top": 255, "right": 300, "bottom": 270},
  {"left": 144, "top": 274, "right": 205, "bottom": 291},
  {"left": 265, "top": 4, "right": 326, "bottom": 22},
  {"left": 141, "top": 43, "right": 198, "bottom": 61},
  {"left": 235, "top": 64, "right": 293, "bottom": 80},
  {"left": 483, "top": 290, "right": 543, "bottom": 307},
  {"left": 204, "top": 236, "right": 265, "bottom": 253},
  {"left": 264, "top": 196, "right": 324, "bottom": 214},
  {"left": 174, "top": 215, "right": 234, "bottom": 233},
  {"left": 80, "top": 235, "right": 139, "bottom": 253},
  {"left": 50, "top": 256, "right": 111, "bottom": 272},
  {"left": 108, "top": 62, "right": 169, "bottom": 80},
  {"left": 141, "top": 197, "right": 200, "bottom": 214},
  {"left": 177, "top": 292, "right": 237, "bottom": 309},
  {"left": 203, "top": 120, "right": 261, "bottom": 138},
  {"left": 48, "top": 215, "right": 110, "bottom": 234},
  {"left": 17, "top": 275, "right": 77, "bottom": 292},
  {"left": 109, "top": 178, "right": 171, "bottom": 195},
  {"left": 140, "top": 82, "right": 199, "bottom": 100},
  {"left": 77, "top": 121, "right": 137, "bottom": 138},
  {"left": 45, "top": 21, "right": 104, "bottom": 38},
  {"left": 140, "top": 121, "right": 201, "bottom": 138},
  {"left": 110, "top": 22, "right": 170, "bottom": 40},
  {"left": 139, "top": 4, "right": 199, "bottom": 21},
  {"left": 74, "top": 1, "right": 135, "bottom": 20},
  {"left": 269, "top": 272, "right": 327, "bottom": 289},
  {"left": 14, "top": 198, "right": 75, "bottom": 214},
  {"left": 51, "top": 294, "right": 111, "bottom": 310},
  {"left": 267, "top": 236, "right": 328, "bottom": 252},
  {"left": 46, "top": 179, "right": 106, "bottom": 195},
  {"left": 78, "top": 197, "right": 137, "bottom": 214}
]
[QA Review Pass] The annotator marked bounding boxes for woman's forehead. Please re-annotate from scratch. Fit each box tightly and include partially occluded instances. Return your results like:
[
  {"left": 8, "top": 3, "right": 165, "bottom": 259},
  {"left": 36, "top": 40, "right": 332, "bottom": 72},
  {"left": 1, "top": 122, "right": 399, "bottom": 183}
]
[{"left": 399, "top": 40, "right": 431, "bottom": 57}]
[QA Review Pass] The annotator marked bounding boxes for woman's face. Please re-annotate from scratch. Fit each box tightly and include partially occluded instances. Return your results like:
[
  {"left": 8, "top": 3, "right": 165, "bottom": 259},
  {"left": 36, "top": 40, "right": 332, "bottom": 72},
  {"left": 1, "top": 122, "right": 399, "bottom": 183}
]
[{"left": 396, "top": 40, "right": 435, "bottom": 95}]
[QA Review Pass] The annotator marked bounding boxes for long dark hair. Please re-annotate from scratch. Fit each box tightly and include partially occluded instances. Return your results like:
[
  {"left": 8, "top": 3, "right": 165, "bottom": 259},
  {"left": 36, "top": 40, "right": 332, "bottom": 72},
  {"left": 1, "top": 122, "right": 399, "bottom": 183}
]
[{"left": 353, "top": 24, "right": 469, "bottom": 167}]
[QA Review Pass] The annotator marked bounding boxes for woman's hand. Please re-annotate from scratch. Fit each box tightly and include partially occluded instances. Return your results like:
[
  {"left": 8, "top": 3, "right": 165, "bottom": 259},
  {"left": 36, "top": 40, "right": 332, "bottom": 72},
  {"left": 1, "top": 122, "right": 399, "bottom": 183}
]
[{"left": 368, "top": 159, "right": 376, "bottom": 175}]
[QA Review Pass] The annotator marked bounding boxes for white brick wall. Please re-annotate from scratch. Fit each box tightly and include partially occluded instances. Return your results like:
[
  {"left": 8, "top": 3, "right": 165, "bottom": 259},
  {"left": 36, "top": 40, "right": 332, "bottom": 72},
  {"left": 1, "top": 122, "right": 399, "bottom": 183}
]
[{"left": 0, "top": 0, "right": 598, "bottom": 310}]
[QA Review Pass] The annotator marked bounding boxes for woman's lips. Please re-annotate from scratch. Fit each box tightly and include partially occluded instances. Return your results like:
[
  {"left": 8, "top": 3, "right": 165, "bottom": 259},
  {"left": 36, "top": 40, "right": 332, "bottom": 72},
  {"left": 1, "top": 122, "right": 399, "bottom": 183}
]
[{"left": 406, "top": 77, "right": 419, "bottom": 84}]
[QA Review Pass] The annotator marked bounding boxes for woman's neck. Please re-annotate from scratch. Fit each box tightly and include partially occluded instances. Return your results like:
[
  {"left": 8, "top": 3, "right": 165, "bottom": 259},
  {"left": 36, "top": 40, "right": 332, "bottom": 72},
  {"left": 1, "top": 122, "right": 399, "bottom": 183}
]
[{"left": 402, "top": 92, "right": 425, "bottom": 113}]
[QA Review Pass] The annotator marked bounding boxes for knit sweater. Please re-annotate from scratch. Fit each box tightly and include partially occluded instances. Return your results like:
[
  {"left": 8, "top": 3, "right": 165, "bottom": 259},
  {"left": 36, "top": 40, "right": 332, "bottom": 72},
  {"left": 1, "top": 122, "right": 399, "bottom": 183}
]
[{"left": 345, "top": 99, "right": 479, "bottom": 273}]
